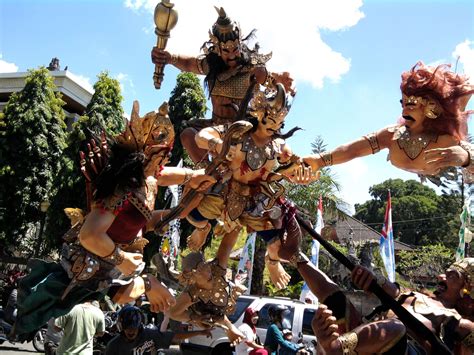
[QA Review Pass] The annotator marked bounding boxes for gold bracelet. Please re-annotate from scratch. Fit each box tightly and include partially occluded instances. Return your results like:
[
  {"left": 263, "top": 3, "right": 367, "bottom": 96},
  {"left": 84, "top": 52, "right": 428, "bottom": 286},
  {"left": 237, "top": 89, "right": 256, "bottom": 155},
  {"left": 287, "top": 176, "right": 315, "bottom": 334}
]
[
  {"left": 102, "top": 245, "right": 124, "bottom": 265},
  {"left": 141, "top": 274, "right": 152, "bottom": 293},
  {"left": 170, "top": 54, "right": 179, "bottom": 65},
  {"left": 338, "top": 331, "right": 358, "bottom": 354},
  {"left": 320, "top": 152, "right": 333, "bottom": 167}
]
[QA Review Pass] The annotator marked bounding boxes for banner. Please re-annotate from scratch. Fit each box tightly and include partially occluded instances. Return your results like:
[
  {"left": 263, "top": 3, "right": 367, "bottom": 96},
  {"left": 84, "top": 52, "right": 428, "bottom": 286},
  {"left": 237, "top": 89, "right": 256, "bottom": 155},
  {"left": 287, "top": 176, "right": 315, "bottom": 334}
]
[
  {"left": 236, "top": 232, "right": 256, "bottom": 294},
  {"left": 456, "top": 202, "right": 471, "bottom": 261},
  {"left": 380, "top": 190, "right": 395, "bottom": 282},
  {"left": 300, "top": 196, "right": 323, "bottom": 304}
]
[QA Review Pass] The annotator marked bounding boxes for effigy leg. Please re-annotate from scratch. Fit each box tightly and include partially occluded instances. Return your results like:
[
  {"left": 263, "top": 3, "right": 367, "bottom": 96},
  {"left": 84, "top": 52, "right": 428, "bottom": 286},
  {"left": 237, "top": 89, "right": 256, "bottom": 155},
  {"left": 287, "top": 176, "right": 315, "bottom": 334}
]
[
  {"left": 265, "top": 239, "right": 291, "bottom": 290},
  {"left": 181, "top": 127, "right": 209, "bottom": 164}
]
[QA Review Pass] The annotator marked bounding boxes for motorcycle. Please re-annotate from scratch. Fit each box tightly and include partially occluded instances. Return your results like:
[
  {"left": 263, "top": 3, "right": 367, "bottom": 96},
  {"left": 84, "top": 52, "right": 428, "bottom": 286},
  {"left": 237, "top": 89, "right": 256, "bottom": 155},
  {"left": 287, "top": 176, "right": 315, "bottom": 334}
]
[{"left": 0, "top": 306, "right": 47, "bottom": 352}]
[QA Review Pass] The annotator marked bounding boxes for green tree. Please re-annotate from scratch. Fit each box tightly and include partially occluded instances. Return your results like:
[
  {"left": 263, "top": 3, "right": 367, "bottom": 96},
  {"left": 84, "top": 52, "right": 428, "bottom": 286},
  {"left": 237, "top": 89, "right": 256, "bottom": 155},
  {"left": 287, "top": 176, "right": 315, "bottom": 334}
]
[
  {"left": 146, "top": 73, "right": 207, "bottom": 263},
  {"left": 354, "top": 179, "right": 461, "bottom": 247},
  {"left": 0, "top": 67, "right": 67, "bottom": 255},
  {"left": 397, "top": 244, "right": 453, "bottom": 289},
  {"left": 167, "top": 72, "right": 207, "bottom": 167},
  {"left": 44, "top": 72, "right": 125, "bottom": 252}
]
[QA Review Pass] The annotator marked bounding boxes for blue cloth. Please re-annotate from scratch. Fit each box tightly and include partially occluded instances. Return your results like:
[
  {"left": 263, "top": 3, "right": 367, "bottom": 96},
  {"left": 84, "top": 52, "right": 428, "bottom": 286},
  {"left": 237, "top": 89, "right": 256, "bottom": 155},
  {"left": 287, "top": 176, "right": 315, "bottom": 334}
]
[{"left": 264, "top": 324, "right": 300, "bottom": 355}]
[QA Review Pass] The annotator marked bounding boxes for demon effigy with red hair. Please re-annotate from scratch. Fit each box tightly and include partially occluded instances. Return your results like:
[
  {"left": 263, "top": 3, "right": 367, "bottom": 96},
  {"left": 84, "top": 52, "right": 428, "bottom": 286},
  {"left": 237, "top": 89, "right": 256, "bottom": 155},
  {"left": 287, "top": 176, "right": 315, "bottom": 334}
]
[{"left": 304, "top": 61, "right": 474, "bottom": 182}]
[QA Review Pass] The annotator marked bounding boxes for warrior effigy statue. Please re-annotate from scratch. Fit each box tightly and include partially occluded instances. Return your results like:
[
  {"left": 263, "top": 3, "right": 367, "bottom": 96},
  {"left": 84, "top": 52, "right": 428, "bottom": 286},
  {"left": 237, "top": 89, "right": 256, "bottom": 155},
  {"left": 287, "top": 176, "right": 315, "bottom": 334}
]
[
  {"left": 13, "top": 101, "right": 215, "bottom": 341},
  {"left": 151, "top": 6, "right": 295, "bottom": 164},
  {"left": 304, "top": 62, "right": 474, "bottom": 182}
]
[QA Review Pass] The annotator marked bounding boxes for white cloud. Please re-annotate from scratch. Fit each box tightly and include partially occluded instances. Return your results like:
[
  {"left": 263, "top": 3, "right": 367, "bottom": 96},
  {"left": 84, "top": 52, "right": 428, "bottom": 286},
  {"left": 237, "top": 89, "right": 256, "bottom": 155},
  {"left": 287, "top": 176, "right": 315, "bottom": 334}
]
[
  {"left": 124, "top": 0, "right": 365, "bottom": 88},
  {"left": 68, "top": 72, "right": 94, "bottom": 93},
  {"left": 115, "top": 72, "right": 135, "bottom": 95},
  {"left": 452, "top": 39, "right": 474, "bottom": 80},
  {"left": 0, "top": 54, "right": 19, "bottom": 73}
]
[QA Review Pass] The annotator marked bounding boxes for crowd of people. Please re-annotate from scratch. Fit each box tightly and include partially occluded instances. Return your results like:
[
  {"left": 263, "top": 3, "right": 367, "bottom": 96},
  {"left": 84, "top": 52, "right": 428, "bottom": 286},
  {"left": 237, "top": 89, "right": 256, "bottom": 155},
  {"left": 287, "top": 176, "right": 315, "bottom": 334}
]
[{"left": 4, "top": 4, "right": 474, "bottom": 355}]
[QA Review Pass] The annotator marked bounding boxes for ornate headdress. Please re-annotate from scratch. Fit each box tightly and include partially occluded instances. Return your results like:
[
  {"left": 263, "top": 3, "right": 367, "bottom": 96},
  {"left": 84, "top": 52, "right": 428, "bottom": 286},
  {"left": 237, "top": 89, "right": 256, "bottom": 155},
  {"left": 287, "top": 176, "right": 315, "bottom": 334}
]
[
  {"left": 400, "top": 62, "right": 473, "bottom": 139},
  {"left": 178, "top": 252, "right": 206, "bottom": 285},
  {"left": 206, "top": 7, "right": 241, "bottom": 55},
  {"left": 249, "top": 83, "right": 289, "bottom": 123},
  {"left": 116, "top": 100, "right": 175, "bottom": 154},
  {"left": 448, "top": 257, "right": 474, "bottom": 298}
]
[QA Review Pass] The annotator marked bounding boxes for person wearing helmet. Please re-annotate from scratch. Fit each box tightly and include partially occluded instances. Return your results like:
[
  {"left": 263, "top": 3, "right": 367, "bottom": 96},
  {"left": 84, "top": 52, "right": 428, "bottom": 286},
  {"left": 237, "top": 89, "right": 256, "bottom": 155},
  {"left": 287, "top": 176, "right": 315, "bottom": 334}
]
[
  {"left": 106, "top": 306, "right": 212, "bottom": 355},
  {"left": 264, "top": 305, "right": 305, "bottom": 355}
]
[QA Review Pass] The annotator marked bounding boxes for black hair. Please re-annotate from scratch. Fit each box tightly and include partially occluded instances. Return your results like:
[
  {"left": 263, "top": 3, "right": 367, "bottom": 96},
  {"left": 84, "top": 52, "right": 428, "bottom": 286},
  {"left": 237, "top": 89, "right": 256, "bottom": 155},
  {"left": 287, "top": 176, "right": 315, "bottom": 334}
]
[{"left": 94, "top": 141, "right": 146, "bottom": 201}]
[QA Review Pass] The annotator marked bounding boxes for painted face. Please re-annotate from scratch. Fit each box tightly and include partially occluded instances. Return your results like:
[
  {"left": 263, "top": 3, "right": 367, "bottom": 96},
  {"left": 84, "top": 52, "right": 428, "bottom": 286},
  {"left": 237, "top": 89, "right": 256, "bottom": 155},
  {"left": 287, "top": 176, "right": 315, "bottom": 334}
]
[
  {"left": 193, "top": 261, "right": 213, "bottom": 285},
  {"left": 400, "top": 95, "right": 428, "bottom": 132},
  {"left": 123, "top": 327, "right": 139, "bottom": 342},
  {"left": 219, "top": 40, "right": 241, "bottom": 68},
  {"left": 435, "top": 268, "right": 465, "bottom": 299},
  {"left": 257, "top": 113, "right": 285, "bottom": 137}
]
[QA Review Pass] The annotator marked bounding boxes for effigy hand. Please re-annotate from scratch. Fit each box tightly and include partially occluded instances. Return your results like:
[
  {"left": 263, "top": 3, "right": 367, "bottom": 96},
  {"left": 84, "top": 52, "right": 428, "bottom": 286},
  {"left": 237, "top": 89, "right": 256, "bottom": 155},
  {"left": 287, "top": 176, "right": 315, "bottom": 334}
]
[
  {"left": 188, "top": 170, "right": 216, "bottom": 191},
  {"left": 351, "top": 265, "right": 375, "bottom": 293},
  {"left": 146, "top": 275, "right": 176, "bottom": 312},
  {"left": 151, "top": 47, "right": 171, "bottom": 66},
  {"left": 424, "top": 145, "right": 470, "bottom": 172},
  {"left": 311, "top": 305, "right": 340, "bottom": 352},
  {"left": 273, "top": 71, "right": 296, "bottom": 96},
  {"left": 117, "top": 251, "right": 144, "bottom": 276},
  {"left": 288, "top": 164, "right": 320, "bottom": 185}
]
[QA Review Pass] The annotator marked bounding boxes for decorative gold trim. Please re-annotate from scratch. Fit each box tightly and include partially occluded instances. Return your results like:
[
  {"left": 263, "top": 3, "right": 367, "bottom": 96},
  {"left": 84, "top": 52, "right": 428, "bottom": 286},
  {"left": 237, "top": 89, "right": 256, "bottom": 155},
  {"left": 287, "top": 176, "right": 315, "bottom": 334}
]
[
  {"left": 320, "top": 152, "right": 333, "bottom": 167},
  {"left": 338, "top": 331, "right": 358, "bottom": 354},
  {"left": 364, "top": 132, "right": 380, "bottom": 154}
]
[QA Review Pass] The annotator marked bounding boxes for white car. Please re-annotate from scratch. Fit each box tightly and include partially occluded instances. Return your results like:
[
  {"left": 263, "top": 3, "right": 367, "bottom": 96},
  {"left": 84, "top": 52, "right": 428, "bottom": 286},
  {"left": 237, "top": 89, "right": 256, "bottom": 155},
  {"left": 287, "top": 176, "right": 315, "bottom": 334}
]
[{"left": 180, "top": 295, "right": 318, "bottom": 355}]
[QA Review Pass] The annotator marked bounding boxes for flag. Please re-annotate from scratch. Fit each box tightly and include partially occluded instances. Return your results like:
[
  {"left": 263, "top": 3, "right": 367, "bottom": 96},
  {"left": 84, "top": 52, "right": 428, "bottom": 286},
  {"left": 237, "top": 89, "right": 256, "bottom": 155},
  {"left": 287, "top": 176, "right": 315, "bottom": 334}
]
[
  {"left": 236, "top": 232, "right": 256, "bottom": 294},
  {"left": 380, "top": 191, "right": 395, "bottom": 282},
  {"left": 456, "top": 202, "right": 471, "bottom": 261},
  {"left": 300, "top": 196, "right": 323, "bottom": 304}
]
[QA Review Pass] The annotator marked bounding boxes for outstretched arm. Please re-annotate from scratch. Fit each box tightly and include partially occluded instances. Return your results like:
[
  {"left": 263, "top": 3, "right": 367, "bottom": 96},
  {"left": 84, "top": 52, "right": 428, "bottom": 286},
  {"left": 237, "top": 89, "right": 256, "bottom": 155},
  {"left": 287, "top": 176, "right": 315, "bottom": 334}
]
[
  {"left": 304, "top": 127, "right": 392, "bottom": 171},
  {"left": 151, "top": 47, "right": 205, "bottom": 74},
  {"left": 156, "top": 167, "right": 216, "bottom": 190}
]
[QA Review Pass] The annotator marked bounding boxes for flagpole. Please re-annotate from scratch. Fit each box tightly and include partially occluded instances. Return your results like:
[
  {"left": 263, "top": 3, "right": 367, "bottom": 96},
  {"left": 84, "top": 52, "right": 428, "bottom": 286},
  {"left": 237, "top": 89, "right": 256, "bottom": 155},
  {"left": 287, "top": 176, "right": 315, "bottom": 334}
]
[{"left": 296, "top": 213, "right": 451, "bottom": 354}]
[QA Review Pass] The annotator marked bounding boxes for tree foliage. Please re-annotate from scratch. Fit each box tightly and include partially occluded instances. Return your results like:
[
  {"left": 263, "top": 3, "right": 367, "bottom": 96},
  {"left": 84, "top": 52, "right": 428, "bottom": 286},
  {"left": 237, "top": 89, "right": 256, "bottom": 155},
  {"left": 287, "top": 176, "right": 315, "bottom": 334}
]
[
  {"left": 167, "top": 72, "right": 207, "bottom": 167},
  {"left": 397, "top": 244, "right": 453, "bottom": 289},
  {"left": 0, "top": 67, "right": 67, "bottom": 255},
  {"left": 44, "top": 72, "right": 125, "bottom": 252},
  {"left": 354, "top": 179, "right": 462, "bottom": 247}
]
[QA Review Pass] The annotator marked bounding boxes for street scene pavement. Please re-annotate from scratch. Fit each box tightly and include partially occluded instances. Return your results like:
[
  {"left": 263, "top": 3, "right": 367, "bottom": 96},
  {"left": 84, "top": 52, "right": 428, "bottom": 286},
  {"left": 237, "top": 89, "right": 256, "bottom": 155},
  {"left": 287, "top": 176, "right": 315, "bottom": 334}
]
[{"left": 0, "top": 341, "right": 39, "bottom": 354}]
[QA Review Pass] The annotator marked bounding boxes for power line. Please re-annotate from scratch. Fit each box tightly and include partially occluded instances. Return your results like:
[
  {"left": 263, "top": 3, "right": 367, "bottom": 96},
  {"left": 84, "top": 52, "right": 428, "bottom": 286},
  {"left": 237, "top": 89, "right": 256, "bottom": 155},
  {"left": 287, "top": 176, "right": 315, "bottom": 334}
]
[{"left": 363, "top": 215, "right": 456, "bottom": 226}]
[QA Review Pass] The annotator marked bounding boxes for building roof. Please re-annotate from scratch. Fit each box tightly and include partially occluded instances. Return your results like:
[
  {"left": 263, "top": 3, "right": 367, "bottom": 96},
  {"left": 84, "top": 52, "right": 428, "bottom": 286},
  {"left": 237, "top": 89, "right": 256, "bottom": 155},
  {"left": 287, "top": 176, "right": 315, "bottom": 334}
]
[
  {"left": 0, "top": 70, "right": 93, "bottom": 115},
  {"left": 333, "top": 214, "right": 413, "bottom": 251}
]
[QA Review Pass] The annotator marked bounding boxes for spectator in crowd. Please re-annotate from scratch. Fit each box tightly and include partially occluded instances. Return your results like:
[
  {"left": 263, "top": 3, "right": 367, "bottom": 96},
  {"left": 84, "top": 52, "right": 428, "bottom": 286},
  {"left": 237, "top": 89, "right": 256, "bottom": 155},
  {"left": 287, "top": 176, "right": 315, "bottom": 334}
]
[
  {"left": 264, "top": 305, "right": 305, "bottom": 355},
  {"left": 235, "top": 308, "right": 267, "bottom": 355},
  {"left": 44, "top": 317, "right": 63, "bottom": 355},
  {"left": 106, "top": 305, "right": 212, "bottom": 355},
  {"left": 54, "top": 300, "right": 105, "bottom": 354}
]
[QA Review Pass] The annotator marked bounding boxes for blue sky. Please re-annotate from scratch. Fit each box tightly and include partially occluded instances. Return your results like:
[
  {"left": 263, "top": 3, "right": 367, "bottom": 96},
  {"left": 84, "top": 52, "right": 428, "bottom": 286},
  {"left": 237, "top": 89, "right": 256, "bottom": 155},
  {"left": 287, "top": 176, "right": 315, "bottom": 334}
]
[{"left": 1, "top": 0, "right": 473, "bottom": 210}]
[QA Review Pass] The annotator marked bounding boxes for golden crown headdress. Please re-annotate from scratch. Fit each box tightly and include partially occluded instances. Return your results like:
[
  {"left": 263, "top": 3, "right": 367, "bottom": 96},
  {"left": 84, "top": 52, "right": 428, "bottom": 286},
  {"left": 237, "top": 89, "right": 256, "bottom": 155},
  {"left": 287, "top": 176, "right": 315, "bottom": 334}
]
[
  {"left": 206, "top": 7, "right": 241, "bottom": 55},
  {"left": 116, "top": 100, "right": 175, "bottom": 152},
  {"left": 249, "top": 83, "right": 289, "bottom": 122}
]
